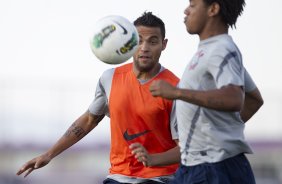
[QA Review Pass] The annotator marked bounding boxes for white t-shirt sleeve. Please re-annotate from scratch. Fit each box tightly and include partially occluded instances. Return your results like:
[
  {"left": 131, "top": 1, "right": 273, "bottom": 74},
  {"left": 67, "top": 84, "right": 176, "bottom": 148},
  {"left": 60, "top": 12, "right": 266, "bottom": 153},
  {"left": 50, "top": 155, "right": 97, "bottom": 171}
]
[
  {"left": 208, "top": 50, "right": 244, "bottom": 89},
  {"left": 244, "top": 68, "right": 257, "bottom": 92},
  {"left": 170, "top": 101, "right": 179, "bottom": 140},
  {"left": 88, "top": 68, "right": 114, "bottom": 116}
]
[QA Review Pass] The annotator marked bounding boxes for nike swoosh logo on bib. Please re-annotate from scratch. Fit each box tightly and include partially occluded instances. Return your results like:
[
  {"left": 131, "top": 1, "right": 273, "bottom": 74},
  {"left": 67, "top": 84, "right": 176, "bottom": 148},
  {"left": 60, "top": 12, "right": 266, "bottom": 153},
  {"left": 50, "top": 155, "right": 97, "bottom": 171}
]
[{"left": 123, "top": 129, "right": 151, "bottom": 141}]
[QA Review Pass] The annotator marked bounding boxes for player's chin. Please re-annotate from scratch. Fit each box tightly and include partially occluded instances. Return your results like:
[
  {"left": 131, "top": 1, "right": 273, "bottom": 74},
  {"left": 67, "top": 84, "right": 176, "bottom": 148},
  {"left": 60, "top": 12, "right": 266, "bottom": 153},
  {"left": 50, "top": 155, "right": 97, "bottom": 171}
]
[
  {"left": 140, "top": 61, "right": 153, "bottom": 69},
  {"left": 137, "top": 64, "right": 153, "bottom": 73}
]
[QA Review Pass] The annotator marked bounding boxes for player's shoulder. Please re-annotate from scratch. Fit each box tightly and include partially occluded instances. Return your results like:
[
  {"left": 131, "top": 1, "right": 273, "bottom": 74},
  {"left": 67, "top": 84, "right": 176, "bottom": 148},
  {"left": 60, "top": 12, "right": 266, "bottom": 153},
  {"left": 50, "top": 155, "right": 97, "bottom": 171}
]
[
  {"left": 100, "top": 68, "right": 115, "bottom": 84},
  {"left": 101, "top": 68, "right": 115, "bottom": 77},
  {"left": 208, "top": 34, "right": 236, "bottom": 51},
  {"left": 114, "top": 63, "right": 132, "bottom": 74},
  {"left": 159, "top": 66, "right": 179, "bottom": 84},
  {"left": 163, "top": 69, "right": 179, "bottom": 79},
  {"left": 206, "top": 35, "right": 240, "bottom": 62}
]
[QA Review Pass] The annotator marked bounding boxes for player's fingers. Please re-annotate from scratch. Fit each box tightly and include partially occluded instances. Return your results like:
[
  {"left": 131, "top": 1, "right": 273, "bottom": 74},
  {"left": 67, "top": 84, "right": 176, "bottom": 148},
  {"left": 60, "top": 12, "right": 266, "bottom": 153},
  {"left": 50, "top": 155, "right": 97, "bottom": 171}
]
[
  {"left": 136, "top": 152, "right": 148, "bottom": 161},
  {"left": 138, "top": 156, "right": 148, "bottom": 167},
  {"left": 137, "top": 156, "right": 147, "bottom": 163},
  {"left": 149, "top": 86, "right": 157, "bottom": 93},
  {"left": 23, "top": 167, "right": 34, "bottom": 178},
  {"left": 16, "top": 168, "right": 24, "bottom": 175},
  {"left": 142, "top": 161, "right": 148, "bottom": 167},
  {"left": 133, "top": 148, "right": 147, "bottom": 157},
  {"left": 17, "top": 162, "right": 33, "bottom": 175},
  {"left": 131, "top": 146, "right": 144, "bottom": 155},
  {"left": 129, "top": 143, "right": 142, "bottom": 150},
  {"left": 16, "top": 166, "right": 25, "bottom": 175},
  {"left": 149, "top": 89, "right": 160, "bottom": 97},
  {"left": 150, "top": 80, "right": 162, "bottom": 89}
]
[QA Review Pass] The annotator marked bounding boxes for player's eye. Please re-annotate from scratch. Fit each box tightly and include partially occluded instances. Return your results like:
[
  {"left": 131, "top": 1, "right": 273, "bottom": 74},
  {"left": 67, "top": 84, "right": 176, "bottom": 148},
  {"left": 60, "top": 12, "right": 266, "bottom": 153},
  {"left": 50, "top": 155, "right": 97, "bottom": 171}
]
[{"left": 150, "top": 40, "right": 158, "bottom": 45}]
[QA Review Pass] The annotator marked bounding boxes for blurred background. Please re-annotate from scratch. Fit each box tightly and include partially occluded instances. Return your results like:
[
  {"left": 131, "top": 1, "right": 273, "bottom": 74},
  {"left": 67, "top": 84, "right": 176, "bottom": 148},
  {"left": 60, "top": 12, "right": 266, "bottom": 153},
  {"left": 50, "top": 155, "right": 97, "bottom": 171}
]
[{"left": 1, "top": 0, "right": 282, "bottom": 183}]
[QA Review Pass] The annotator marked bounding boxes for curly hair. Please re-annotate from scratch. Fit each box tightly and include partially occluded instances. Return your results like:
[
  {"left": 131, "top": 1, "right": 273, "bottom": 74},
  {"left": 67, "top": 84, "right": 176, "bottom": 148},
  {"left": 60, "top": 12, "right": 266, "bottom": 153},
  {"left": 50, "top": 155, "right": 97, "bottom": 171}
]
[
  {"left": 204, "top": 0, "right": 246, "bottom": 28},
  {"left": 133, "top": 11, "right": 166, "bottom": 39}
]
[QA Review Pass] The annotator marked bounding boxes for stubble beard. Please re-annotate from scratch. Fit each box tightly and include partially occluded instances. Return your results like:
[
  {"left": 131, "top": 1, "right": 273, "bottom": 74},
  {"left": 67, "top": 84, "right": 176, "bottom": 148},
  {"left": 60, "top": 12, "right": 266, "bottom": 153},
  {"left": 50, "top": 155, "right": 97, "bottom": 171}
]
[{"left": 134, "top": 59, "right": 153, "bottom": 73}]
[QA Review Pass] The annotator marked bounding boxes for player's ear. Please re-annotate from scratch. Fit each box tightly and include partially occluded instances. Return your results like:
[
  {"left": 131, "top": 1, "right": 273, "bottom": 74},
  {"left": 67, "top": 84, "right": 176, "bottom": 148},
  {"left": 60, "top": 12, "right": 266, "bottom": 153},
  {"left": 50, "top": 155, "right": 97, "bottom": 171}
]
[
  {"left": 162, "top": 38, "right": 168, "bottom": 51},
  {"left": 208, "top": 2, "right": 220, "bottom": 17}
]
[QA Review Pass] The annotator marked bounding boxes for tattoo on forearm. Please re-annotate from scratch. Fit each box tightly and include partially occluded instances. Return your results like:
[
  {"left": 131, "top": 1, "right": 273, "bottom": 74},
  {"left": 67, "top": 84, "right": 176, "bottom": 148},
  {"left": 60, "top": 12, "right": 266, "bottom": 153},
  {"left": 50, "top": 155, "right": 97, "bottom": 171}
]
[
  {"left": 64, "top": 123, "right": 75, "bottom": 137},
  {"left": 73, "top": 126, "right": 86, "bottom": 138},
  {"left": 64, "top": 123, "right": 86, "bottom": 138}
]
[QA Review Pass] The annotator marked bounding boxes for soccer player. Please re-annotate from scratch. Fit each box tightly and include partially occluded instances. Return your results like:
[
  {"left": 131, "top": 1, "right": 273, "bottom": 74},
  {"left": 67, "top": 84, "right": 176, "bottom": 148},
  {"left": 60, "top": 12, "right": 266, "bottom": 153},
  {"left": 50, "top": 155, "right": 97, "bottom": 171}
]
[
  {"left": 17, "top": 12, "right": 180, "bottom": 184},
  {"left": 149, "top": 0, "right": 264, "bottom": 183},
  {"left": 132, "top": 68, "right": 263, "bottom": 167}
]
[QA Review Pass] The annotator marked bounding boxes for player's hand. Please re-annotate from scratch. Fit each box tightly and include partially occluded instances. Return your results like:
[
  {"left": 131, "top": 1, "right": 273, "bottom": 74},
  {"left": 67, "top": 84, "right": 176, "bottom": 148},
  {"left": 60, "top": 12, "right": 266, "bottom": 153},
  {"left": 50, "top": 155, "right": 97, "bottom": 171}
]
[
  {"left": 149, "top": 80, "right": 178, "bottom": 100},
  {"left": 129, "top": 143, "right": 152, "bottom": 167},
  {"left": 16, "top": 153, "right": 52, "bottom": 177}
]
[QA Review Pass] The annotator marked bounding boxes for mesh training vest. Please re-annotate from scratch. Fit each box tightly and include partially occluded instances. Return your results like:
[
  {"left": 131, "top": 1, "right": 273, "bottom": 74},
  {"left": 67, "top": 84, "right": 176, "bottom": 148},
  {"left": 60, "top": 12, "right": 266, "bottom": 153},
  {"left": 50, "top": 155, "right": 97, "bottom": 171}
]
[{"left": 109, "top": 63, "right": 179, "bottom": 177}]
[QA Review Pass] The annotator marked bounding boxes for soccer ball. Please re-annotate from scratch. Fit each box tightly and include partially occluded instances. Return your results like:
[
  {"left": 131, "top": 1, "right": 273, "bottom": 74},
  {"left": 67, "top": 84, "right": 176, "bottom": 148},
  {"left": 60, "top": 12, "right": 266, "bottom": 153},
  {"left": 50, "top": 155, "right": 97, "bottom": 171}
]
[{"left": 90, "top": 15, "right": 139, "bottom": 64}]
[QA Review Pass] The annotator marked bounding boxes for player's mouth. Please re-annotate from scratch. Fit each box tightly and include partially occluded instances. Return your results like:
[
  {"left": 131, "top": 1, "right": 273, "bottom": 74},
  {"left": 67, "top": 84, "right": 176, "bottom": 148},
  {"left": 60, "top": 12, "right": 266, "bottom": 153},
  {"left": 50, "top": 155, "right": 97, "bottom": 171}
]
[{"left": 138, "top": 55, "right": 151, "bottom": 62}]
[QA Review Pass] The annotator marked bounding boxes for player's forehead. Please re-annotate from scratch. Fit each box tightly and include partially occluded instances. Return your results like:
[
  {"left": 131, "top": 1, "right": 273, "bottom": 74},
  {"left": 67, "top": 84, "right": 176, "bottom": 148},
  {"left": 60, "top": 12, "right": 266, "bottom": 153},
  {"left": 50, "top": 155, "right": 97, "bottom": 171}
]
[{"left": 136, "top": 26, "right": 162, "bottom": 40}]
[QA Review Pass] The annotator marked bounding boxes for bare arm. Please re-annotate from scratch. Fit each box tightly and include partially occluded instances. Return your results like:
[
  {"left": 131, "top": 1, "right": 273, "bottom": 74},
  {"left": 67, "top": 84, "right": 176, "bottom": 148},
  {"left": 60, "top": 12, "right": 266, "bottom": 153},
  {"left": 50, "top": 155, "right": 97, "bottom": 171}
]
[
  {"left": 150, "top": 80, "right": 244, "bottom": 111},
  {"left": 129, "top": 140, "right": 180, "bottom": 167},
  {"left": 46, "top": 111, "right": 104, "bottom": 158},
  {"left": 17, "top": 110, "right": 104, "bottom": 177},
  {"left": 241, "top": 88, "right": 264, "bottom": 123}
]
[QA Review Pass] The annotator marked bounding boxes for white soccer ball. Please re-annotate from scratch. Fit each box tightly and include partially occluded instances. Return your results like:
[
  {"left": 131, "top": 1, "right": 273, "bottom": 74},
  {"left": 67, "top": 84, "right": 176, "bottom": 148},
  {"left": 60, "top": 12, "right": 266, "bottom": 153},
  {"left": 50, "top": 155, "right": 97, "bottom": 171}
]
[{"left": 90, "top": 15, "right": 139, "bottom": 64}]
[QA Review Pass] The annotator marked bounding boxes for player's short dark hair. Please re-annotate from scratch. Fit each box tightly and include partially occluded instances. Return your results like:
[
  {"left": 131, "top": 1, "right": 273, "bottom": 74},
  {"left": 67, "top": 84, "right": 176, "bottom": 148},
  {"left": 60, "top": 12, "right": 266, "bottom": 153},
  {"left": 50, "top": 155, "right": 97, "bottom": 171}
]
[
  {"left": 133, "top": 11, "right": 166, "bottom": 39},
  {"left": 203, "top": 0, "right": 245, "bottom": 28}
]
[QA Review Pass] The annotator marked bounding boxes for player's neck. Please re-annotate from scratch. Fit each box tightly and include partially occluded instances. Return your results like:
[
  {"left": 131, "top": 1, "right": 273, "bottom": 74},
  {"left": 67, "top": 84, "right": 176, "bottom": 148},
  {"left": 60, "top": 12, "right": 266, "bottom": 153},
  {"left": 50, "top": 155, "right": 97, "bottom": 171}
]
[
  {"left": 199, "top": 20, "right": 228, "bottom": 41},
  {"left": 134, "top": 63, "right": 161, "bottom": 80}
]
